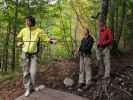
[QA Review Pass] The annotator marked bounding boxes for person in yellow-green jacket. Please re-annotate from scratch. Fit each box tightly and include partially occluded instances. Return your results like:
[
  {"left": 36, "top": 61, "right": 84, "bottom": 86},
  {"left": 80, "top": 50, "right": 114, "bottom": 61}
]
[{"left": 17, "top": 16, "right": 55, "bottom": 97}]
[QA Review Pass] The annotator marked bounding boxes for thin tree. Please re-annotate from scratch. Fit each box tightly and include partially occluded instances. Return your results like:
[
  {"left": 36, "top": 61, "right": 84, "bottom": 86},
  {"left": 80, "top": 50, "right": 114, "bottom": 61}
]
[
  {"left": 99, "top": 0, "right": 109, "bottom": 24},
  {"left": 12, "top": 0, "right": 18, "bottom": 71}
]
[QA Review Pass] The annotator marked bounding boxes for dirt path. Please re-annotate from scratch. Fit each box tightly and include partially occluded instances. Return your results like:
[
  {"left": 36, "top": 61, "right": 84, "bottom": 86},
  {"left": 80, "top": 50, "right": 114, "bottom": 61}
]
[
  {"left": 0, "top": 51, "right": 133, "bottom": 100},
  {"left": 15, "top": 88, "right": 88, "bottom": 100}
]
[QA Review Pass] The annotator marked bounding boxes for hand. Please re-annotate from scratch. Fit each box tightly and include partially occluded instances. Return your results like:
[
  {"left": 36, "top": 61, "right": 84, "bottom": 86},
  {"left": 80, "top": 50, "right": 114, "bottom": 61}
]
[
  {"left": 17, "top": 42, "right": 23, "bottom": 47},
  {"left": 49, "top": 38, "right": 57, "bottom": 44},
  {"left": 76, "top": 48, "right": 79, "bottom": 53},
  {"left": 74, "top": 48, "right": 79, "bottom": 54}
]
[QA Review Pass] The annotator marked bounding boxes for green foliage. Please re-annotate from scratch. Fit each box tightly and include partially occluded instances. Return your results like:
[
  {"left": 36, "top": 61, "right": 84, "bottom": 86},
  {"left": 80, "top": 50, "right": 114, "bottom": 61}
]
[
  {"left": 0, "top": 0, "right": 133, "bottom": 72},
  {"left": 0, "top": 71, "right": 19, "bottom": 81}
]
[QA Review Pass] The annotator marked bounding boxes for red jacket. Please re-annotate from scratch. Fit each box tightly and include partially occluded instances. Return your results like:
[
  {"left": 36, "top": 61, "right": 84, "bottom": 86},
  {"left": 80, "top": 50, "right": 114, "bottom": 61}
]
[{"left": 97, "top": 27, "right": 113, "bottom": 47}]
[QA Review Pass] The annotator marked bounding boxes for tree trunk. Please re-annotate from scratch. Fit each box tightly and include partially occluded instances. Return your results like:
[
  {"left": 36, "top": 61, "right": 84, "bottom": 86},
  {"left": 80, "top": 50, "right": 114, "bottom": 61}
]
[
  {"left": 70, "top": 1, "right": 85, "bottom": 29},
  {"left": 58, "top": 1, "right": 71, "bottom": 56},
  {"left": 4, "top": 21, "right": 11, "bottom": 72},
  {"left": 99, "top": 0, "right": 109, "bottom": 24},
  {"left": 112, "top": 0, "right": 127, "bottom": 51},
  {"left": 109, "top": 0, "right": 115, "bottom": 33},
  {"left": 28, "top": 0, "right": 31, "bottom": 15},
  {"left": 117, "top": 0, "right": 127, "bottom": 46},
  {"left": 112, "top": 1, "right": 119, "bottom": 51},
  {"left": 12, "top": 0, "right": 18, "bottom": 71},
  {"left": 69, "top": 17, "right": 74, "bottom": 56}
]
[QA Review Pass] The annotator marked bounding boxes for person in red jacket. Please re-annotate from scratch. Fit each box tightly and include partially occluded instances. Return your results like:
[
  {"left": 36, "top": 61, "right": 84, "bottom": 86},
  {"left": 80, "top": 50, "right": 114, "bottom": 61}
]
[{"left": 96, "top": 22, "right": 113, "bottom": 79}]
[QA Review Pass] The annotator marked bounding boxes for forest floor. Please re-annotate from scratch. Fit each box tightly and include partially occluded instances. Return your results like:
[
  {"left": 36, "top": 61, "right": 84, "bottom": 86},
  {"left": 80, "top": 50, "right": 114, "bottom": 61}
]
[{"left": 0, "top": 49, "right": 133, "bottom": 100}]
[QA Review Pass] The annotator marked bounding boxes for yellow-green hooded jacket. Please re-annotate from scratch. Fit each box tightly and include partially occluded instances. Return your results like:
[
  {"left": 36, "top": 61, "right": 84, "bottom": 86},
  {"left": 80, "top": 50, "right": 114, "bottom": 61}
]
[{"left": 17, "top": 27, "right": 49, "bottom": 53}]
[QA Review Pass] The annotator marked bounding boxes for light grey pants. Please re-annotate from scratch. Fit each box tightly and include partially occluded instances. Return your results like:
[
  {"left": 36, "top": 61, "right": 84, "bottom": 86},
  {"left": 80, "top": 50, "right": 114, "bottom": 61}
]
[
  {"left": 96, "top": 47, "right": 111, "bottom": 78},
  {"left": 21, "top": 52, "right": 37, "bottom": 90},
  {"left": 79, "top": 55, "right": 92, "bottom": 85}
]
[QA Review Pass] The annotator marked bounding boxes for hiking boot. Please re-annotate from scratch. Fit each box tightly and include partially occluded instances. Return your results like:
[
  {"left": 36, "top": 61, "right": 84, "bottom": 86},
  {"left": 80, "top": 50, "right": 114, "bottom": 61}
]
[
  {"left": 24, "top": 89, "right": 30, "bottom": 97},
  {"left": 77, "top": 83, "right": 85, "bottom": 88},
  {"left": 77, "top": 88, "right": 83, "bottom": 92},
  {"left": 102, "top": 75, "right": 110, "bottom": 80},
  {"left": 82, "top": 83, "right": 93, "bottom": 90},
  {"left": 94, "top": 74, "right": 103, "bottom": 80},
  {"left": 35, "top": 85, "right": 45, "bottom": 91},
  {"left": 77, "top": 83, "right": 85, "bottom": 92}
]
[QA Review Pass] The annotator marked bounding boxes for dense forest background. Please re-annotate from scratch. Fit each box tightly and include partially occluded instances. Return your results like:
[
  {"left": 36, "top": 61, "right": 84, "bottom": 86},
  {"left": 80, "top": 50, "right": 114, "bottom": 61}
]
[
  {"left": 0, "top": 0, "right": 133, "bottom": 100},
  {"left": 0, "top": 0, "right": 133, "bottom": 73}
]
